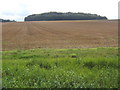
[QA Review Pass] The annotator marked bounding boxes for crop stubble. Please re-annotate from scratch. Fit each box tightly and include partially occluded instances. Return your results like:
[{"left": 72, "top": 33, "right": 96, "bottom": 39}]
[{"left": 2, "top": 20, "right": 118, "bottom": 50}]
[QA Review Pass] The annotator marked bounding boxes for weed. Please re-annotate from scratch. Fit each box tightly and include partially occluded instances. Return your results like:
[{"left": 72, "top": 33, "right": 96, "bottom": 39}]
[{"left": 2, "top": 47, "right": 118, "bottom": 88}]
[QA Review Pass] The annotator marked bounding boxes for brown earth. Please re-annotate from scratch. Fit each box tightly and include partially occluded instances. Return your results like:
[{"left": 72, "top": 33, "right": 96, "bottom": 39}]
[{"left": 2, "top": 20, "right": 118, "bottom": 50}]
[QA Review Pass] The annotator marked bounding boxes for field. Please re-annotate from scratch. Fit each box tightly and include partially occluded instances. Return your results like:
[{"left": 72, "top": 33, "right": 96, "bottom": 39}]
[
  {"left": 2, "top": 20, "right": 119, "bottom": 88},
  {"left": 2, "top": 20, "right": 118, "bottom": 50},
  {"left": 2, "top": 47, "right": 119, "bottom": 88}
]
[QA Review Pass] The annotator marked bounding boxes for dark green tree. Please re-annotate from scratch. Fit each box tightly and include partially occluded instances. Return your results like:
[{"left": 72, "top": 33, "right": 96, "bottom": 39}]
[{"left": 24, "top": 12, "right": 107, "bottom": 21}]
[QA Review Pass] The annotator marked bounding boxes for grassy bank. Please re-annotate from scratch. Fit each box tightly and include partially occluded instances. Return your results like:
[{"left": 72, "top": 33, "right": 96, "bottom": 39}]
[{"left": 2, "top": 47, "right": 119, "bottom": 88}]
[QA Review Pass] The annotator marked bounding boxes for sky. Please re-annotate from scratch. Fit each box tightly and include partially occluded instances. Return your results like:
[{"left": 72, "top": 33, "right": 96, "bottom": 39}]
[{"left": 0, "top": 0, "right": 119, "bottom": 21}]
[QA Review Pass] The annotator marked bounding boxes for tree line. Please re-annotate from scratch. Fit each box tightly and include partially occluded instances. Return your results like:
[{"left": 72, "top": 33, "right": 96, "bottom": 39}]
[
  {"left": 24, "top": 12, "right": 107, "bottom": 21},
  {"left": 0, "top": 19, "right": 16, "bottom": 22}
]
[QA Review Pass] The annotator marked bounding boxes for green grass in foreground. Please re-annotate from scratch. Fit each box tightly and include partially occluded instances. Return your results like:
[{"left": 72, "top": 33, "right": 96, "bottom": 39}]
[{"left": 2, "top": 47, "right": 119, "bottom": 88}]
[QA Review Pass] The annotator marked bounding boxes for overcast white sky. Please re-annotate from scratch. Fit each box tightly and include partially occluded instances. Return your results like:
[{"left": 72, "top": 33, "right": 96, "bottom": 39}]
[{"left": 0, "top": 0, "right": 119, "bottom": 21}]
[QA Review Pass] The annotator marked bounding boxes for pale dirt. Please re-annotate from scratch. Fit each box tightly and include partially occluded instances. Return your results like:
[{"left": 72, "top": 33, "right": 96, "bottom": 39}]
[{"left": 2, "top": 20, "right": 118, "bottom": 50}]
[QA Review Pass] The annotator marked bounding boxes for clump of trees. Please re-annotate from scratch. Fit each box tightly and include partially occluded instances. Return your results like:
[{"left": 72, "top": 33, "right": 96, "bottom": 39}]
[
  {"left": 0, "top": 19, "right": 16, "bottom": 22},
  {"left": 24, "top": 12, "right": 107, "bottom": 21}
]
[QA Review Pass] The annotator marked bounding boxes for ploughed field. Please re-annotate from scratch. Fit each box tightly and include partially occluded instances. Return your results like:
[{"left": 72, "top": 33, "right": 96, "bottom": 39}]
[
  {"left": 2, "top": 20, "right": 119, "bottom": 88},
  {"left": 2, "top": 20, "right": 118, "bottom": 50}
]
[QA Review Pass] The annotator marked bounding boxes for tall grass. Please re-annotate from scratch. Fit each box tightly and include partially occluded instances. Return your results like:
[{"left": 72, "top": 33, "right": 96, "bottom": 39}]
[{"left": 2, "top": 47, "right": 118, "bottom": 88}]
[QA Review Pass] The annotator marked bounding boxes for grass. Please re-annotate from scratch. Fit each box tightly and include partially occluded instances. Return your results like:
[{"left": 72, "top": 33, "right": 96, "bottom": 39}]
[{"left": 2, "top": 47, "right": 119, "bottom": 88}]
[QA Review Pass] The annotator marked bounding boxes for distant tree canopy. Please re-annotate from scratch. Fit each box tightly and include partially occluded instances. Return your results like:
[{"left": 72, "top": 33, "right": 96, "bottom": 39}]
[
  {"left": 24, "top": 12, "right": 107, "bottom": 21},
  {"left": 0, "top": 19, "right": 16, "bottom": 22}
]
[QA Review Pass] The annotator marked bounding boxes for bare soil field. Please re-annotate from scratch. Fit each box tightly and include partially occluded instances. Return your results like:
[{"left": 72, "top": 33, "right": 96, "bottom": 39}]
[{"left": 2, "top": 20, "right": 118, "bottom": 50}]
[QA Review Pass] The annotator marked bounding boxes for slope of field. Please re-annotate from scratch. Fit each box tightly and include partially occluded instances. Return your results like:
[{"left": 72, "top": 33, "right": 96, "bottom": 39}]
[{"left": 2, "top": 20, "right": 118, "bottom": 50}]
